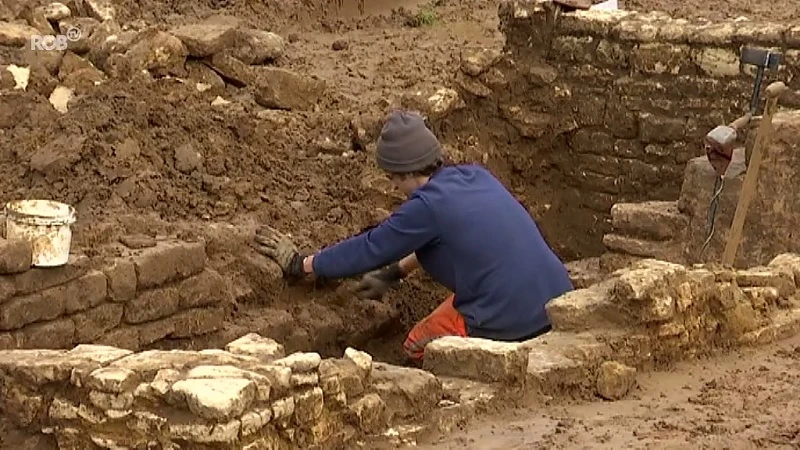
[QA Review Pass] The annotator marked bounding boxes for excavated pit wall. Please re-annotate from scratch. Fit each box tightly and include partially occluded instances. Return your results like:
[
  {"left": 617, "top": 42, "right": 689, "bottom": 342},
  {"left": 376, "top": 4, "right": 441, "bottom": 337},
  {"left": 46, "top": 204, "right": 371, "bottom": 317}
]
[
  {"left": 441, "top": 0, "right": 800, "bottom": 261},
  {"left": 3, "top": 254, "right": 800, "bottom": 449},
  {"left": 603, "top": 110, "right": 800, "bottom": 271}
]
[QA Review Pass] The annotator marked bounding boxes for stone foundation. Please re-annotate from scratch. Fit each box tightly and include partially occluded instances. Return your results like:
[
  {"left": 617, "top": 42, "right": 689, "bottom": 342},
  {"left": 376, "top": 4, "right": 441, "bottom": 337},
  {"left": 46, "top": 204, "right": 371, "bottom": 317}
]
[
  {"left": 3, "top": 254, "right": 799, "bottom": 448},
  {"left": 0, "top": 238, "right": 232, "bottom": 352}
]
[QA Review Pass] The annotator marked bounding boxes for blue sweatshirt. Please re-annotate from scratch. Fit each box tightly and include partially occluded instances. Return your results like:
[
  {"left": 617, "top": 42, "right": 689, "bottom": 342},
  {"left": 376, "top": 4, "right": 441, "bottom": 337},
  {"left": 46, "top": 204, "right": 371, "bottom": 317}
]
[{"left": 312, "top": 164, "right": 574, "bottom": 341}]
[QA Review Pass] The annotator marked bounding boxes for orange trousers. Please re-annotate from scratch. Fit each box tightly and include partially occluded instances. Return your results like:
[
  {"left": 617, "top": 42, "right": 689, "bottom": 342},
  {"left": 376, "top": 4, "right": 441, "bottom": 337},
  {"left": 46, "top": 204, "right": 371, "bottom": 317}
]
[{"left": 403, "top": 294, "right": 467, "bottom": 360}]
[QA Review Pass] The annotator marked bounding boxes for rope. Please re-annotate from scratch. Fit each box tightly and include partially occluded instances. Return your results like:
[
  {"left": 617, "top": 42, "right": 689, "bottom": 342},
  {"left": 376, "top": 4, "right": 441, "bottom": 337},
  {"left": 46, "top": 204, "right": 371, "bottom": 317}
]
[{"left": 698, "top": 175, "right": 725, "bottom": 260}]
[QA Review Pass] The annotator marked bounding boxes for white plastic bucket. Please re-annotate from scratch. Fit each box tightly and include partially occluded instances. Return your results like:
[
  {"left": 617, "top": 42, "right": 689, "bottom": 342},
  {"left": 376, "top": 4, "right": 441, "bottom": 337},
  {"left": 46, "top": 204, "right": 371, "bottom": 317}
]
[{"left": 4, "top": 200, "right": 77, "bottom": 267}]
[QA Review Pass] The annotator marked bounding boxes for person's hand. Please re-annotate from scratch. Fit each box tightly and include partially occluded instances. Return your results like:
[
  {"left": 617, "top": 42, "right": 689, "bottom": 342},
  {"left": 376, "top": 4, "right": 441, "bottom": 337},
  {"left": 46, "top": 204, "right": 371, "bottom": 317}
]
[
  {"left": 254, "top": 226, "right": 305, "bottom": 278},
  {"left": 354, "top": 262, "right": 404, "bottom": 300}
]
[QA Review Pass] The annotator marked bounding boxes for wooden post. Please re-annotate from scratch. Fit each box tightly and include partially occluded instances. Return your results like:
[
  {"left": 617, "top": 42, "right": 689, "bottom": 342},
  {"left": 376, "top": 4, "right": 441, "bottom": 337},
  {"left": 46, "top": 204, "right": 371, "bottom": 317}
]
[{"left": 721, "top": 81, "right": 788, "bottom": 267}]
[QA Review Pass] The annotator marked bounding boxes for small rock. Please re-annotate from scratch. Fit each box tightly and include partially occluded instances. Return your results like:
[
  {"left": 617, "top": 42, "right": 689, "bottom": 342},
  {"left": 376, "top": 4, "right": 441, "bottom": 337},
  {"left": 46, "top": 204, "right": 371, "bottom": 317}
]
[
  {"left": 596, "top": 361, "right": 637, "bottom": 400},
  {"left": 58, "top": 17, "right": 100, "bottom": 54},
  {"left": 230, "top": 28, "right": 284, "bottom": 64},
  {"left": 207, "top": 52, "right": 253, "bottom": 87},
  {"left": 253, "top": 67, "right": 325, "bottom": 111},
  {"left": 0, "top": 21, "right": 40, "bottom": 47},
  {"left": 293, "top": 387, "right": 324, "bottom": 423},
  {"left": 332, "top": 39, "right": 349, "bottom": 51},
  {"left": 174, "top": 143, "right": 203, "bottom": 174},
  {"left": 49, "top": 85, "right": 74, "bottom": 113},
  {"left": 287, "top": 33, "right": 299, "bottom": 43},
  {"left": 211, "top": 96, "right": 230, "bottom": 106},
  {"left": 460, "top": 48, "right": 503, "bottom": 76},
  {"left": 85, "top": 367, "right": 139, "bottom": 393},
  {"left": 0, "top": 238, "right": 32, "bottom": 274},
  {"left": 5, "top": 65, "right": 30, "bottom": 91},
  {"left": 170, "top": 22, "right": 237, "bottom": 57},
  {"left": 125, "top": 30, "right": 187, "bottom": 77}
]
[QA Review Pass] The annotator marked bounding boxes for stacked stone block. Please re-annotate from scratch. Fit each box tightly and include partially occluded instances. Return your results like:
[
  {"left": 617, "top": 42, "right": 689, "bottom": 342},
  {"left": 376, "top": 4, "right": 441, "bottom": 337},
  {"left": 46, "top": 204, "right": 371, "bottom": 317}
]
[
  {"left": 0, "top": 238, "right": 233, "bottom": 352},
  {"left": 0, "top": 334, "right": 453, "bottom": 449},
  {"left": 453, "top": 0, "right": 800, "bottom": 257}
]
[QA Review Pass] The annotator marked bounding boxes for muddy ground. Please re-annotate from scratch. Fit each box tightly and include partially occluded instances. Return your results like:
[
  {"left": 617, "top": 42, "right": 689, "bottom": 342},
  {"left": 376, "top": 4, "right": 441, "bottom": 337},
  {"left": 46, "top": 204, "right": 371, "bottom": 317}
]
[
  {"left": 420, "top": 333, "right": 800, "bottom": 449},
  {"left": 0, "top": 0, "right": 798, "bottom": 433}
]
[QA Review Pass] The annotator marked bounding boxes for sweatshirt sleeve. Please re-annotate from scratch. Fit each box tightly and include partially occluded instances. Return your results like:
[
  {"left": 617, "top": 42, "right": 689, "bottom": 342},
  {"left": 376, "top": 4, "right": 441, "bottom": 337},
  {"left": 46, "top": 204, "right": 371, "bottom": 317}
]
[{"left": 311, "top": 195, "right": 438, "bottom": 279}]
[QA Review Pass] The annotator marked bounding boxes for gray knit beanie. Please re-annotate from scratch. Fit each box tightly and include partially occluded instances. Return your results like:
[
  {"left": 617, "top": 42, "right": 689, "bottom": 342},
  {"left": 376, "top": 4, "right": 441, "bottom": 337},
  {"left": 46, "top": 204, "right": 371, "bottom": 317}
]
[{"left": 376, "top": 110, "right": 443, "bottom": 173}]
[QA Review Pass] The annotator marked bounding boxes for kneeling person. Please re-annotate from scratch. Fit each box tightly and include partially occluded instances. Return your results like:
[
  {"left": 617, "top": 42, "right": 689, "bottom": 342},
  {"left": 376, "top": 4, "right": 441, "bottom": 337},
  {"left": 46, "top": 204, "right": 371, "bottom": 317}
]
[{"left": 256, "top": 110, "right": 574, "bottom": 361}]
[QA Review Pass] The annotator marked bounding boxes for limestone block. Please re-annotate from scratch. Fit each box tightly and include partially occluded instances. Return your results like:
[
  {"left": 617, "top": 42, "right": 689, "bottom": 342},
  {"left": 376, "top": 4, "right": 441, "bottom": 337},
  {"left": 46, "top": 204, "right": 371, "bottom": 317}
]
[
  {"left": 638, "top": 112, "right": 685, "bottom": 143},
  {"left": 168, "top": 419, "right": 240, "bottom": 444},
  {"left": 348, "top": 393, "right": 386, "bottom": 433},
  {"left": 545, "top": 280, "right": 630, "bottom": 331},
  {"left": 179, "top": 268, "right": 232, "bottom": 309},
  {"left": 610, "top": 201, "right": 688, "bottom": 241},
  {"left": 103, "top": 259, "right": 136, "bottom": 302},
  {"left": 768, "top": 253, "right": 800, "bottom": 287},
  {"left": 320, "top": 359, "right": 368, "bottom": 398},
  {"left": 596, "top": 39, "right": 629, "bottom": 67},
  {"left": 108, "top": 349, "right": 259, "bottom": 379},
  {"left": 271, "top": 396, "right": 295, "bottom": 422},
  {"left": 735, "top": 267, "right": 796, "bottom": 298},
  {"left": 274, "top": 352, "right": 321, "bottom": 372},
  {"left": 48, "top": 397, "right": 104, "bottom": 424},
  {"left": 124, "top": 30, "right": 187, "bottom": 77},
  {"left": 85, "top": 367, "right": 139, "bottom": 393},
  {"left": 225, "top": 332, "right": 285, "bottom": 362},
  {"left": 290, "top": 372, "right": 319, "bottom": 388},
  {"left": 171, "top": 377, "right": 256, "bottom": 420},
  {"left": 691, "top": 22, "right": 738, "bottom": 46},
  {"left": 241, "top": 406, "right": 273, "bottom": 437},
  {"left": 229, "top": 28, "right": 284, "bottom": 65},
  {"left": 603, "top": 100, "right": 638, "bottom": 138},
  {"left": 344, "top": 347, "right": 372, "bottom": 378},
  {"left": 88, "top": 390, "right": 134, "bottom": 410},
  {"left": 122, "top": 286, "right": 180, "bottom": 324},
  {"left": 613, "top": 19, "right": 659, "bottom": 42},
  {"left": 126, "top": 410, "right": 168, "bottom": 435},
  {"left": 692, "top": 47, "right": 740, "bottom": 77},
  {"left": 293, "top": 387, "right": 324, "bottom": 424},
  {"left": 557, "top": 9, "right": 625, "bottom": 36},
  {"left": 370, "top": 362, "right": 443, "bottom": 419},
  {"left": 186, "top": 365, "right": 272, "bottom": 401},
  {"left": 550, "top": 35, "right": 596, "bottom": 64},
  {"left": 130, "top": 240, "right": 206, "bottom": 290},
  {"left": 612, "top": 259, "right": 687, "bottom": 302},
  {"left": 595, "top": 360, "right": 636, "bottom": 400},
  {"left": 423, "top": 337, "right": 528, "bottom": 384},
  {"left": 0, "top": 238, "right": 32, "bottom": 274},
  {"left": 732, "top": 22, "right": 787, "bottom": 45}
]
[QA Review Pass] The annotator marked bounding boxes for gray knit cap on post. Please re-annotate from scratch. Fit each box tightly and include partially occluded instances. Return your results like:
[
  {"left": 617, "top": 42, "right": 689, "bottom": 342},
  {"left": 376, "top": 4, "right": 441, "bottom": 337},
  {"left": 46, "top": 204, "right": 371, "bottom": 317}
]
[{"left": 376, "top": 110, "right": 443, "bottom": 173}]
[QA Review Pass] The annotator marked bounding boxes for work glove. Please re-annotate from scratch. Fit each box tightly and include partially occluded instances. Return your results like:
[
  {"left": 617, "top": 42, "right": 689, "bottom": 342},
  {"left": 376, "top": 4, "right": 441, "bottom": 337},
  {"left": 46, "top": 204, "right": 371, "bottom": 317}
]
[
  {"left": 254, "top": 226, "right": 306, "bottom": 279},
  {"left": 354, "top": 262, "right": 404, "bottom": 300}
]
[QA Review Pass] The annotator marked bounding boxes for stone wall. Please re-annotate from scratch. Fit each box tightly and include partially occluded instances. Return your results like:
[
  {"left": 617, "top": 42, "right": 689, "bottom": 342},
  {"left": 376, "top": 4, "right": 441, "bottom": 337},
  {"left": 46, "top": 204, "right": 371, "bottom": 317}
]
[
  {"left": 2, "top": 254, "right": 800, "bottom": 448},
  {"left": 602, "top": 109, "right": 800, "bottom": 269},
  {"left": 0, "top": 237, "right": 232, "bottom": 351},
  {"left": 444, "top": 0, "right": 800, "bottom": 259}
]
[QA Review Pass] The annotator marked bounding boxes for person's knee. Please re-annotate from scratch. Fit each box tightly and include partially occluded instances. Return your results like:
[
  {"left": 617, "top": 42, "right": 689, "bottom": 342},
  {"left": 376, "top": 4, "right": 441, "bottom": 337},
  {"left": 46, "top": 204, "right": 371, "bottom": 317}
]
[{"left": 402, "top": 333, "right": 425, "bottom": 361}]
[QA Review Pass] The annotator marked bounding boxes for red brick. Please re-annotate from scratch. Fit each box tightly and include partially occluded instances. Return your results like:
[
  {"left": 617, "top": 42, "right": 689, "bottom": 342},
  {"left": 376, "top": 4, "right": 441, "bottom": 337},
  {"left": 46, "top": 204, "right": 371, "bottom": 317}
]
[
  {"left": 131, "top": 241, "right": 206, "bottom": 289},
  {"left": 71, "top": 303, "right": 124, "bottom": 343}
]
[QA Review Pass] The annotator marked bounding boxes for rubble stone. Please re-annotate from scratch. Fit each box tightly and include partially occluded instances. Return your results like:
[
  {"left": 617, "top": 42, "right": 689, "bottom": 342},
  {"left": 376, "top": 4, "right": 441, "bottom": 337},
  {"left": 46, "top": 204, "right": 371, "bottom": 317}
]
[
  {"left": 275, "top": 352, "right": 321, "bottom": 372},
  {"left": 423, "top": 337, "right": 528, "bottom": 383},
  {"left": 596, "top": 361, "right": 637, "bottom": 400},
  {"left": 171, "top": 377, "right": 257, "bottom": 420},
  {"left": 0, "top": 238, "right": 32, "bottom": 274},
  {"left": 0, "top": 21, "right": 40, "bottom": 47},
  {"left": 226, "top": 333, "right": 286, "bottom": 361},
  {"left": 253, "top": 67, "right": 326, "bottom": 111}
]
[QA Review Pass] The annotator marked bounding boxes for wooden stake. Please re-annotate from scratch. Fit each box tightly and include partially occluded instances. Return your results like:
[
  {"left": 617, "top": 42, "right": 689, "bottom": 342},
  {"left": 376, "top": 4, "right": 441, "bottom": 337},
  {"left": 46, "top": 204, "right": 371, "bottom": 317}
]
[{"left": 721, "top": 81, "right": 788, "bottom": 267}]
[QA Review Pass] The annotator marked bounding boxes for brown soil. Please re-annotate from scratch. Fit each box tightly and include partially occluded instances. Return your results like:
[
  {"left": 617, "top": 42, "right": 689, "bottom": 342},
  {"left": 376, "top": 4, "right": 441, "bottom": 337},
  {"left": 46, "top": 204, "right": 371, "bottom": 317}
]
[
  {"left": 420, "top": 333, "right": 800, "bottom": 449},
  {"left": 0, "top": 0, "right": 797, "bottom": 364}
]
